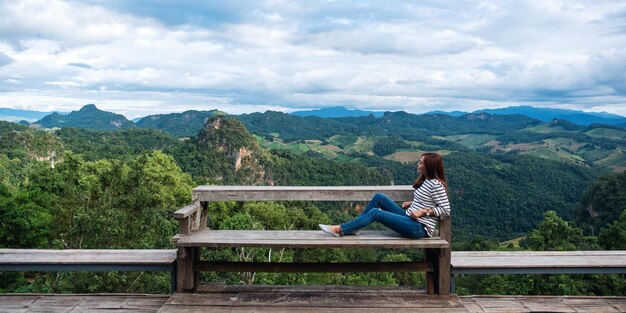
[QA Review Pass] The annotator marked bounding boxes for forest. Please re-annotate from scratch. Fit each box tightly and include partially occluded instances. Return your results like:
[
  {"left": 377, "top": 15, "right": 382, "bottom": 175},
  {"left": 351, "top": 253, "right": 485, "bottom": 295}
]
[{"left": 0, "top": 116, "right": 625, "bottom": 295}]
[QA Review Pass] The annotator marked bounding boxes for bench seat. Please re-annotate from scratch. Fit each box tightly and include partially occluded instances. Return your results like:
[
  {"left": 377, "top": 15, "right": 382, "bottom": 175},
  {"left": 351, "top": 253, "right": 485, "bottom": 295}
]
[{"left": 175, "top": 230, "right": 449, "bottom": 249}]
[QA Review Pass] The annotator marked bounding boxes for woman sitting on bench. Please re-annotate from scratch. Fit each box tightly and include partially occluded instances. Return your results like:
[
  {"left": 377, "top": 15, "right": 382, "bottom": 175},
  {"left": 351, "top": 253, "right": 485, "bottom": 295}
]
[{"left": 319, "top": 152, "right": 450, "bottom": 239}]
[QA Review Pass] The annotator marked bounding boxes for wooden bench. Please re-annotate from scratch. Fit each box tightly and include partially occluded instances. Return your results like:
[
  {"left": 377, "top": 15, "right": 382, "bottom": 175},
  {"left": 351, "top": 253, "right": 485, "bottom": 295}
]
[
  {"left": 450, "top": 250, "right": 626, "bottom": 293},
  {"left": 0, "top": 249, "right": 177, "bottom": 293},
  {"left": 172, "top": 185, "right": 452, "bottom": 295}
]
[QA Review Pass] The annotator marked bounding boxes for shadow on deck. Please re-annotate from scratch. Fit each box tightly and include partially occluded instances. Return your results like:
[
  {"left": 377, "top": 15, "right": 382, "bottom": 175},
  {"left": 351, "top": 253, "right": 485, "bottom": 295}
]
[{"left": 1, "top": 286, "right": 625, "bottom": 313}]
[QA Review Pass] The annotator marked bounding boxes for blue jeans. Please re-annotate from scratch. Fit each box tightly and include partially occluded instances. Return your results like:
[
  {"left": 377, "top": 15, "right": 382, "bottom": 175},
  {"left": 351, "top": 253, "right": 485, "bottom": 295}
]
[{"left": 340, "top": 193, "right": 427, "bottom": 239}]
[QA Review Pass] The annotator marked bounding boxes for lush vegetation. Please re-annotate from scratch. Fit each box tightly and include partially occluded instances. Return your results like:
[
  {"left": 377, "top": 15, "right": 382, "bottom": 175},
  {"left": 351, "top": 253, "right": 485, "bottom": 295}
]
[
  {"left": 56, "top": 127, "right": 182, "bottom": 161},
  {"left": 135, "top": 109, "right": 223, "bottom": 138},
  {"left": 0, "top": 113, "right": 624, "bottom": 295},
  {"left": 236, "top": 111, "right": 541, "bottom": 142},
  {"left": 455, "top": 211, "right": 625, "bottom": 296}
]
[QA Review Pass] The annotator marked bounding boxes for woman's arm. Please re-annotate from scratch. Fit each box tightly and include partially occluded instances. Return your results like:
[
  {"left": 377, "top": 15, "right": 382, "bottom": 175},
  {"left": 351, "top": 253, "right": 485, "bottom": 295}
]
[{"left": 431, "top": 183, "right": 450, "bottom": 217}]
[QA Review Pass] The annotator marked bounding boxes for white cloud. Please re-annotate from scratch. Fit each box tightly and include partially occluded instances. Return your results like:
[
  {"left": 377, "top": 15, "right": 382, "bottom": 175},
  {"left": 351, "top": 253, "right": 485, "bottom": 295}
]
[{"left": 1, "top": 0, "right": 626, "bottom": 117}]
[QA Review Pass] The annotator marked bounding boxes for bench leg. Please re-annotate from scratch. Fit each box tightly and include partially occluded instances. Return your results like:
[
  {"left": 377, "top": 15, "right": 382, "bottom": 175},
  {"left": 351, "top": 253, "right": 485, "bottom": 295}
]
[
  {"left": 425, "top": 249, "right": 435, "bottom": 295},
  {"left": 176, "top": 247, "right": 198, "bottom": 293},
  {"left": 425, "top": 248, "right": 451, "bottom": 295},
  {"left": 193, "top": 247, "right": 200, "bottom": 290},
  {"left": 437, "top": 247, "right": 451, "bottom": 295},
  {"left": 451, "top": 273, "right": 455, "bottom": 294},
  {"left": 171, "top": 262, "right": 177, "bottom": 294}
]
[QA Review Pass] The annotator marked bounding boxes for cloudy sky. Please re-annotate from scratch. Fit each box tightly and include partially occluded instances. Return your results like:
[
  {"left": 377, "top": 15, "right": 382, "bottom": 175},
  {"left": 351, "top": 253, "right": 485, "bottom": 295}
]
[{"left": 1, "top": 0, "right": 626, "bottom": 118}]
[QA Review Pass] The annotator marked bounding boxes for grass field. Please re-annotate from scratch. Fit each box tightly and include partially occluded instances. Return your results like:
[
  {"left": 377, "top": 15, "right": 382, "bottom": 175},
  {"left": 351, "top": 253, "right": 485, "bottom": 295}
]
[
  {"left": 254, "top": 130, "right": 626, "bottom": 173},
  {"left": 384, "top": 149, "right": 453, "bottom": 163},
  {"left": 435, "top": 134, "right": 496, "bottom": 149},
  {"left": 585, "top": 127, "right": 626, "bottom": 140}
]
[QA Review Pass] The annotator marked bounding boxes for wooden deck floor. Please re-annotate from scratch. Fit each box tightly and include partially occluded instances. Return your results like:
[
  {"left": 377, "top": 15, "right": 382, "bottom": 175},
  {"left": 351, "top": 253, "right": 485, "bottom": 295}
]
[
  {"left": 0, "top": 294, "right": 169, "bottom": 312},
  {"left": 1, "top": 290, "right": 625, "bottom": 313}
]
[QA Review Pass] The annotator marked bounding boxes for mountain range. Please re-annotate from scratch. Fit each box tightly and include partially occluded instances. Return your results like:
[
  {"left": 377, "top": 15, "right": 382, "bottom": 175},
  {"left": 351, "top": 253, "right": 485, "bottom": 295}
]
[
  {"left": 3, "top": 104, "right": 624, "bottom": 128},
  {"left": 472, "top": 106, "right": 626, "bottom": 126}
]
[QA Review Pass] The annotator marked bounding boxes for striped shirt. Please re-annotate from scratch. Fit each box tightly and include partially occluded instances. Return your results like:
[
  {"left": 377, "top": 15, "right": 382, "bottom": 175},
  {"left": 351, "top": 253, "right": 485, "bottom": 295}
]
[{"left": 405, "top": 178, "right": 451, "bottom": 237}]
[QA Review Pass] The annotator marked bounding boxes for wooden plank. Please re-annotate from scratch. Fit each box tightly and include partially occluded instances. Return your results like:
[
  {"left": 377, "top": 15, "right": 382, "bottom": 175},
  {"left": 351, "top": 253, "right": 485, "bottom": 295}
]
[
  {"left": 0, "top": 249, "right": 176, "bottom": 265},
  {"left": 519, "top": 297, "right": 575, "bottom": 312},
  {"left": 166, "top": 292, "right": 467, "bottom": 309},
  {"left": 192, "top": 185, "right": 415, "bottom": 202},
  {"left": 158, "top": 307, "right": 231, "bottom": 313},
  {"left": 173, "top": 204, "right": 199, "bottom": 219},
  {"left": 175, "top": 230, "right": 448, "bottom": 249},
  {"left": 461, "top": 296, "right": 626, "bottom": 313},
  {"left": 562, "top": 298, "right": 621, "bottom": 312},
  {"left": 228, "top": 308, "right": 467, "bottom": 313},
  {"left": 201, "top": 285, "right": 430, "bottom": 294},
  {"left": 0, "top": 295, "right": 169, "bottom": 313},
  {"left": 196, "top": 261, "right": 432, "bottom": 273},
  {"left": 608, "top": 298, "right": 626, "bottom": 312},
  {"left": 470, "top": 297, "right": 528, "bottom": 313},
  {"left": 451, "top": 251, "right": 626, "bottom": 269},
  {"left": 197, "top": 283, "right": 426, "bottom": 294}
]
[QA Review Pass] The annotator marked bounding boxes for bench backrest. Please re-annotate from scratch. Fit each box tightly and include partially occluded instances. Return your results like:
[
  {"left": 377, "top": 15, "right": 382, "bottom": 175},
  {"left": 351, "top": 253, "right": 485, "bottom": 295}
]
[
  {"left": 192, "top": 185, "right": 414, "bottom": 201},
  {"left": 176, "top": 185, "right": 451, "bottom": 242}
]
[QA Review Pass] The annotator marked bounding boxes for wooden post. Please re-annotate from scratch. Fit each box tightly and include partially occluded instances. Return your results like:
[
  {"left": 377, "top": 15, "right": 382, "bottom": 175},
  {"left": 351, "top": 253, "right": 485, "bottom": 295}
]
[
  {"left": 176, "top": 247, "right": 196, "bottom": 292},
  {"left": 199, "top": 201, "right": 209, "bottom": 230},
  {"left": 436, "top": 248, "right": 451, "bottom": 295},
  {"left": 178, "top": 217, "right": 190, "bottom": 235},
  {"left": 439, "top": 215, "right": 452, "bottom": 295}
]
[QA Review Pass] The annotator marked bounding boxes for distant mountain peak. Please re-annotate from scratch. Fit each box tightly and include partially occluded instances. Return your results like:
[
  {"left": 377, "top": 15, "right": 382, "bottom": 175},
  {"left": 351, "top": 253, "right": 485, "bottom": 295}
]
[
  {"left": 80, "top": 104, "right": 98, "bottom": 111},
  {"left": 291, "top": 106, "right": 384, "bottom": 118},
  {"left": 475, "top": 106, "right": 626, "bottom": 126},
  {"left": 423, "top": 110, "right": 469, "bottom": 117},
  {"left": 35, "top": 104, "right": 133, "bottom": 131}
]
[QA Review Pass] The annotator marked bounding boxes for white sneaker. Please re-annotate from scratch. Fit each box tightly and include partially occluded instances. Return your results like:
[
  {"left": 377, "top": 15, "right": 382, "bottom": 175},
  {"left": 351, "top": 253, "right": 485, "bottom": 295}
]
[{"left": 319, "top": 224, "right": 341, "bottom": 237}]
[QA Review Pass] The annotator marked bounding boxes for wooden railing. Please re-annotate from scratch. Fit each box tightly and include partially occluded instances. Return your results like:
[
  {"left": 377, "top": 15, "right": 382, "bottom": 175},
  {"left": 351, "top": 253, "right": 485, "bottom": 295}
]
[
  {"left": 0, "top": 249, "right": 177, "bottom": 293},
  {"left": 2, "top": 249, "right": 625, "bottom": 295}
]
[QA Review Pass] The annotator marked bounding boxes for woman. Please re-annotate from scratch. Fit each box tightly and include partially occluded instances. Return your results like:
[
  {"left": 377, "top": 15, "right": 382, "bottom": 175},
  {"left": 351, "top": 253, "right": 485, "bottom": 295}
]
[{"left": 319, "top": 152, "right": 450, "bottom": 239}]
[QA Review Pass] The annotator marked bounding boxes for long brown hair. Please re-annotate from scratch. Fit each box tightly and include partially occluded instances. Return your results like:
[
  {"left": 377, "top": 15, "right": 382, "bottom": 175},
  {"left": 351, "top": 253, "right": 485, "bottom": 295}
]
[{"left": 413, "top": 152, "right": 447, "bottom": 190}]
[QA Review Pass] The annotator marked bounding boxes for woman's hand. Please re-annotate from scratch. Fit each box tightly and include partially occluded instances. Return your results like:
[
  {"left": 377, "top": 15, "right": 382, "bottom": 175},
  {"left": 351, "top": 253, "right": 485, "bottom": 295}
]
[
  {"left": 409, "top": 208, "right": 431, "bottom": 219},
  {"left": 401, "top": 201, "right": 412, "bottom": 209},
  {"left": 409, "top": 209, "right": 423, "bottom": 219}
]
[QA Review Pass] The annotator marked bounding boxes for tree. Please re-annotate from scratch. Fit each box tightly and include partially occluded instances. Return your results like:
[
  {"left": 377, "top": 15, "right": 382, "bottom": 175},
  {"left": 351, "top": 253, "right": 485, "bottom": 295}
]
[
  {"left": 524, "top": 211, "right": 587, "bottom": 251},
  {"left": 599, "top": 210, "right": 626, "bottom": 250},
  {"left": 0, "top": 184, "right": 52, "bottom": 248}
]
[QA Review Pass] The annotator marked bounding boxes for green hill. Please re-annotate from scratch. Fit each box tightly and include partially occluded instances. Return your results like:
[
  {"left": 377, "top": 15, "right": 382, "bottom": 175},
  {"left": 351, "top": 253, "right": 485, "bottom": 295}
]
[
  {"left": 236, "top": 111, "right": 541, "bottom": 142},
  {"left": 432, "top": 120, "right": 626, "bottom": 173},
  {"left": 136, "top": 109, "right": 225, "bottom": 137},
  {"left": 54, "top": 127, "right": 182, "bottom": 161},
  {"left": 36, "top": 104, "right": 134, "bottom": 130}
]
